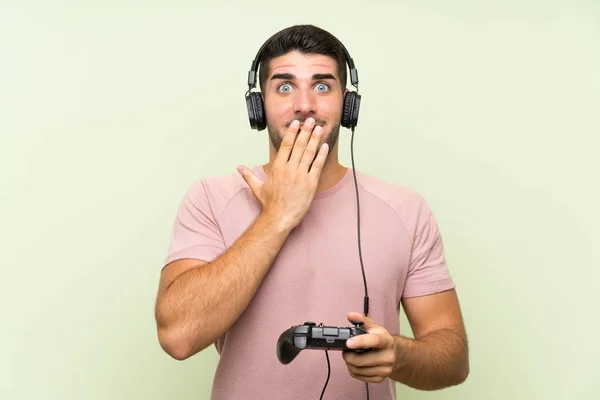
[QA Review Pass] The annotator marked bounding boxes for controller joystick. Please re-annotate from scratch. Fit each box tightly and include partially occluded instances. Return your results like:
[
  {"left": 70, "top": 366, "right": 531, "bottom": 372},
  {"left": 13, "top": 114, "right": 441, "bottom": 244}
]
[{"left": 276, "top": 321, "right": 373, "bottom": 365}]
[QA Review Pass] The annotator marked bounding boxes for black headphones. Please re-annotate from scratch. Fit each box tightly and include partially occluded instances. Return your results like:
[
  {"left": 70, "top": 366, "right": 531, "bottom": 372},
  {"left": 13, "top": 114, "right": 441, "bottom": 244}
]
[{"left": 245, "top": 37, "right": 361, "bottom": 131}]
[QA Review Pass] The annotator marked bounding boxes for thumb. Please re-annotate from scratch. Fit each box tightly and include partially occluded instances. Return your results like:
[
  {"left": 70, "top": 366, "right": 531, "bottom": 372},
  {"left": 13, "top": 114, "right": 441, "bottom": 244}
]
[
  {"left": 347, "top": 312, "right": 377, "bottom": 330},
  {"left": 237, "top": 165, "right": 263, "bottom": 193}
]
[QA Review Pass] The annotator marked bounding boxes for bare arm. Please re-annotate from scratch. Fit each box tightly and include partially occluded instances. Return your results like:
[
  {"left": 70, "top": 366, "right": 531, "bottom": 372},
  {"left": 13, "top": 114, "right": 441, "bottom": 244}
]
[
  {"left": 155, "top": 117, "right": 328, "bottom": 360},
  {"left": 391, "top": 289, "right": 469, "bottom": 390},
  {"left": 155, "top": 212, "right": 292, "bottom": 360}
]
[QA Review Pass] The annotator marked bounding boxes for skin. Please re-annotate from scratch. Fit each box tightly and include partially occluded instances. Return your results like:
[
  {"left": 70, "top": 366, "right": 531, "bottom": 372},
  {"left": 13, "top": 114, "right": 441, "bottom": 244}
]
[
  {"left": 155, "top": 49, "right": 469, "bottom": 390},
  {"left": 251, "top": 50, "right": 470, "bottom": 389},
  {"left": 343, "top": 292, "right": 470, "bottom": 389},
  {"left": 259, "top": 50, "right": 348, "bottom": 192},
  {"left": 154, "top": 52, "right": 334, "bottom": 361}
]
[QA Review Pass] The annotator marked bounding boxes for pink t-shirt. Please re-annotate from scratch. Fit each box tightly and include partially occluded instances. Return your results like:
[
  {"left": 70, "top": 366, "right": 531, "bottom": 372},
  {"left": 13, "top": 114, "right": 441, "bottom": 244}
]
[{"left": 164, "top": 165, "right": 455, "bottom": 400}]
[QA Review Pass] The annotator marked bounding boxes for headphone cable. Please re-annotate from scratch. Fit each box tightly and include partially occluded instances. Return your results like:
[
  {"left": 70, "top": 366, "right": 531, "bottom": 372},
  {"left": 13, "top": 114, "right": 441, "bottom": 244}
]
[
  {"left": 350, "top": 124, "right": 371, "bottom": 400},
  {"left": 319, "top": 125, "right": 370, "bottom": 400},
  {"left": 350, "top": 126, "right": 369, "bottom": 317},
  {"left": 319, "top": 351, "right": 331, "bottom": 400}
]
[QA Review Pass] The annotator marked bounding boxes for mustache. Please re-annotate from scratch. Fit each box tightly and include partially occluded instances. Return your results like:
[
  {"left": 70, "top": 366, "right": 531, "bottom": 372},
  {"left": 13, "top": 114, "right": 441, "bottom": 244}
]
[{"left": 285, "top": 116, "right": 327, "bottom": 127}]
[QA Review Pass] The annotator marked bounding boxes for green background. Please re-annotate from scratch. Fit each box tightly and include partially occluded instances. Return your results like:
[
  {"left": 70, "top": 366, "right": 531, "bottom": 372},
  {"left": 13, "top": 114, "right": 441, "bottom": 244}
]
[{"left": 1, "top": 0, "right": 598, "bottom": 399}]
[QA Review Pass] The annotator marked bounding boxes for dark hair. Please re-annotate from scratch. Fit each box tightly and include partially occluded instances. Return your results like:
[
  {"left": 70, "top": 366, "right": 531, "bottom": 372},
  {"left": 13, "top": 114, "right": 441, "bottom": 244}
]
[{"left": 257, "top": 24, "right": 348, "bottom": 93}]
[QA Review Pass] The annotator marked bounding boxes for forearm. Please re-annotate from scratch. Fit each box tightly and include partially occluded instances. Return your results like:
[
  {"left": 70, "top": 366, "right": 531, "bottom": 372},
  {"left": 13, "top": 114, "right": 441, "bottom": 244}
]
[
  {"left": 390, "top": 327, "right": 469, "bottom": 390},
  {"left": 156, "top": 212, "right": 292, "bottom": 359}
]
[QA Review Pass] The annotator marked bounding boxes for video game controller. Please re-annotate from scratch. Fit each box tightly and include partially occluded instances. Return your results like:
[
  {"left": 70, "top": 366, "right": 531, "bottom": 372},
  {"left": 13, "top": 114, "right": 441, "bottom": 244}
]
[{"left": 276, "top": 321, "right": 373, "bottom": 364}]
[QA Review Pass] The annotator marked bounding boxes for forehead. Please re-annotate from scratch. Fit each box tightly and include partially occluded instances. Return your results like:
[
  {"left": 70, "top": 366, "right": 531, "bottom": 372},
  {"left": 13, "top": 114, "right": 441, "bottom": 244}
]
[{"left": 268, "top": 51, "right": 339, "bottom": 79}]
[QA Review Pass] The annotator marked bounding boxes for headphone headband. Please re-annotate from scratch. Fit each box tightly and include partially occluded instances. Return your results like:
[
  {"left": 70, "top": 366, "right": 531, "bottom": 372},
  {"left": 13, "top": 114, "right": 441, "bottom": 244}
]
[{"left": 246, "top": 37, "right": 359, "bottom": 91}]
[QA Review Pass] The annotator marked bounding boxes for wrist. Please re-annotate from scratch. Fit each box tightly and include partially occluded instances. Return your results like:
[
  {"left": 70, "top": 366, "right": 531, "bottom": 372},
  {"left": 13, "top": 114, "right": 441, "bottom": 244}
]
[
  {"left": 392, "top": 335, "right": 414, "bottom": 373},
  {"left": 257, "top": 211, "right": 295, "bottom": 235}
]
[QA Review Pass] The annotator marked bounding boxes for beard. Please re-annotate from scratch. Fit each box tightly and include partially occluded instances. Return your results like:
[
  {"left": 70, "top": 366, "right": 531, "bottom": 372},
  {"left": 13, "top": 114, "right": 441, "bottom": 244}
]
[{"left": 267, "top": 119, "right": 340, "bottom": 164}]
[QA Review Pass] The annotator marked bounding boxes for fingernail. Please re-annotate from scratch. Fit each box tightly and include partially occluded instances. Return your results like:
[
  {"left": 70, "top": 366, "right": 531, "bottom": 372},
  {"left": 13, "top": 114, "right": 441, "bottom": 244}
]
[{"left": 347, "top": 339, "right": 355, "bottom": 348}]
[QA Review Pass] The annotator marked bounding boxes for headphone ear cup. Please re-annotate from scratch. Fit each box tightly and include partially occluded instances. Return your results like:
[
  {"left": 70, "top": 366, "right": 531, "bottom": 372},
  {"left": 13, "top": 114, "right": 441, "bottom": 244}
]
[
  {"left": 246, "top": 92, "right": 266, "bottom": 131},
  {"left": 342, "top": 91, "right": 361, "bottom": 129},
  {"left": 254, "top": 93, "right": 266, "bottom": 131}
]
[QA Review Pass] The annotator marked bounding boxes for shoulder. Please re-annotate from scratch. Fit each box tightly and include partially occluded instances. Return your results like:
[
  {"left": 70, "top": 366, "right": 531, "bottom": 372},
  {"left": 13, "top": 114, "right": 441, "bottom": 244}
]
[
  {"left": 354, "top": 170, "right": 435, "bottom": 229},
  {"left": 356, "top": 170, "right": 429, "bottom": 211},
  {"left": 183, "top": 166, "right": 253, "bottom": 212}
]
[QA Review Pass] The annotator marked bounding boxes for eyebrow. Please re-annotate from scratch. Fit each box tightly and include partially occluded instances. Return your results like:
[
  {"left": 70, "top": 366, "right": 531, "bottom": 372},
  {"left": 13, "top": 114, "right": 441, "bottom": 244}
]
[{"left": 270, "top": 73, "right": 337, "bottom": 81}]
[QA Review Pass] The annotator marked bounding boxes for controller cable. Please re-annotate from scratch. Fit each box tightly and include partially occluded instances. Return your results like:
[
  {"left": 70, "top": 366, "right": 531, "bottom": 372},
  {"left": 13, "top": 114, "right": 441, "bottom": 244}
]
[{"left": 319, "top": 125, "right": 370, "bottom": 400}]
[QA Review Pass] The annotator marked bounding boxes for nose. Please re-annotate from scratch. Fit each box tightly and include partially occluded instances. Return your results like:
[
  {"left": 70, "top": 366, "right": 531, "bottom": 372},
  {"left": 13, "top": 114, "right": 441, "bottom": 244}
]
[{"left": 293, "top": 87, "right": 317, "bottom": 116}]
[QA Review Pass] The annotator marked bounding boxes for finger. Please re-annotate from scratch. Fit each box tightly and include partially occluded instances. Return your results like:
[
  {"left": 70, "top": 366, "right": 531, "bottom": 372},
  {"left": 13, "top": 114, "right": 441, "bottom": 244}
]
[
  {"left": 347, "top": 312, "right": 374, "bottom": 327},
  {"left": 307, "top": 142, "right": 329, "bottom": 177},
  {"left": 347, "top": 362, "right": 393, "bottom": 377},
  {"left": 344, "top": 347, "right": 396, "bottom": 368},
  {"left": 274, "top": 120, "right": 300, "bottom": 165},
  {"left": 347, "top": 312, "right": 365, "bottom": 324},
  {"left": 237, "top": 165, "right": 263, "bottom": 194},
  {"left": 347, "top": 366, "right": 392, "bottom": 383},
  {"left": 342, "top": 349, "right": 381, "bottom": 368},
  {"left": 298, "top": 125, "right": 323, "bottom": 171},
  {"left": 346, "top": 333, "right": 387, "bottom": 350},
  {"left": 288, "top": 117, "right": 316, "bottom": 166}
]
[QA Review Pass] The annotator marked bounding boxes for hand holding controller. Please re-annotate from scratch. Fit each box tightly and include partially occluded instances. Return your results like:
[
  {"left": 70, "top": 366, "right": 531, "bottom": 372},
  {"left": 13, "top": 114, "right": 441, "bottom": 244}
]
[{"left": 276, "top": 321, "right": 373, "bottom": 364}]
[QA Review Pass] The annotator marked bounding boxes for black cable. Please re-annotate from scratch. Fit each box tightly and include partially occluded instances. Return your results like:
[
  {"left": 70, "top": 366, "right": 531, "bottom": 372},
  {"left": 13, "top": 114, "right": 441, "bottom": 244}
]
[
  {"left": 350, "top": 126, "right": 369, "bottom": 317},
  {"left": 350, "top": 125, "right": 370, "bottom": 400},
  {"left": 319, "top": 351, "right": 331, "bottom": 400},
  {"left": 319, "top": 123, "right": 370, "bottom": 400}
]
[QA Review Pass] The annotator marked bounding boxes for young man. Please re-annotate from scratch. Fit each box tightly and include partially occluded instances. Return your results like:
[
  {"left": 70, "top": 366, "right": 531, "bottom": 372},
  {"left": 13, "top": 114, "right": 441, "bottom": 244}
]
[{"left": 154, "top": 24, "right": 469, "bottom": 400}]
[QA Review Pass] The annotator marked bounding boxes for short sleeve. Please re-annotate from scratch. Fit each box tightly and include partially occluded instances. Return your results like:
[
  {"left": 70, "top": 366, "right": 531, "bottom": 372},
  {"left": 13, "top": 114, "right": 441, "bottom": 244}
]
[
  {"left": 402, "top": 201, "right": 455, "bottom": 298},
  {"left": 163, "top": 180, "right": 226, "bottom": 268}
]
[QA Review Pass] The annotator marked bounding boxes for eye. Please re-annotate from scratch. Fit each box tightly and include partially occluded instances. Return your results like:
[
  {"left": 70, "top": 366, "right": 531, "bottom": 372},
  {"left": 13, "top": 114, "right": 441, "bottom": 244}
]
[
  {"left": 277, "top": 83, "right": 293, "bottom": 93},
  {"left": 315, "top": 83, "right": 329, "bottom": 92}
]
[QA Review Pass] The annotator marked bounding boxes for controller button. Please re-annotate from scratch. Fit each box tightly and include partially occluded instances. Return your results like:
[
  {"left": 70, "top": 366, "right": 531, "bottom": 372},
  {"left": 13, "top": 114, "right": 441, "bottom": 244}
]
[
  {"left": 295, "top": 325, "right": 309, "bottom": 334},
  {"left": 323, "top": 327, "right": 339, "bottom": 336},
  {"left": 294, "top": 336, "right": 307, "bottom": 349}
]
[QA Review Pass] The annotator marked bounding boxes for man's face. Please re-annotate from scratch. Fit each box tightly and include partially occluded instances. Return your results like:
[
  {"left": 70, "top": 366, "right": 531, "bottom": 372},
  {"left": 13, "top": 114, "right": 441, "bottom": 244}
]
[{"left": 262, "top": 51, "right": 345, "bottom": 158}]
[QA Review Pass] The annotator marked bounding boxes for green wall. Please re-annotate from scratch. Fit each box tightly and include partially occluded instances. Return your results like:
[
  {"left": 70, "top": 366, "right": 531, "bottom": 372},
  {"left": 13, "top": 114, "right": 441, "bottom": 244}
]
[{"left": 1, "top": 1, "right": 598, "bottom": 399}]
